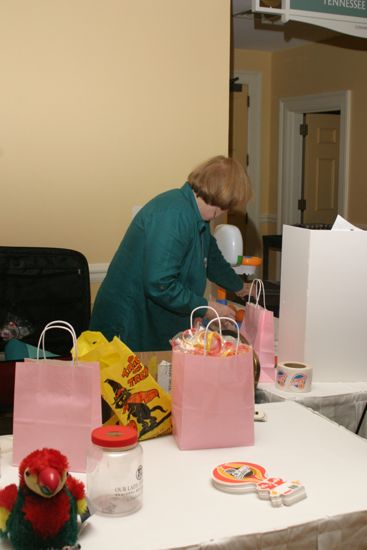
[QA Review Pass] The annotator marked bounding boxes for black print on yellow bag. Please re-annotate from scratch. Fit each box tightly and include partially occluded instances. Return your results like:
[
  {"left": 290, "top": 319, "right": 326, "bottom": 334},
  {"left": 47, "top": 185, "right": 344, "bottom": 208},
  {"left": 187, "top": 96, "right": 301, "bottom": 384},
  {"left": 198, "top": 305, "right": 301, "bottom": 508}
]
[
  {"left": 103, "top": 359, "right": 171, "bottom": 438},
  {"left": 75, "top": 331, "right": 172, "bottom": 441}
]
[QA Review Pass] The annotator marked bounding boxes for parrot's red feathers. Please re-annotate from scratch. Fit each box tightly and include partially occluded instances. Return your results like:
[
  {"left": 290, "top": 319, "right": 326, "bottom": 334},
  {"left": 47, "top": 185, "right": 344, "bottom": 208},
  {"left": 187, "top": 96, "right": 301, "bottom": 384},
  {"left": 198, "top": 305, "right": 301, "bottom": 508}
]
[
  {"left": 66, "top": 475, "right": 85, "bottom": 501},
  {"left": 1, "top": 448, "right": 84, "bottom": 548},
  {"left": 0, "top": 484, "right": 18, "bottom": 512},
  {"left": 19, "top": 448, "right": 69, "bottom": 484},
  {"left": 23, "top": 492, "right": 71, "bottom": 537}
]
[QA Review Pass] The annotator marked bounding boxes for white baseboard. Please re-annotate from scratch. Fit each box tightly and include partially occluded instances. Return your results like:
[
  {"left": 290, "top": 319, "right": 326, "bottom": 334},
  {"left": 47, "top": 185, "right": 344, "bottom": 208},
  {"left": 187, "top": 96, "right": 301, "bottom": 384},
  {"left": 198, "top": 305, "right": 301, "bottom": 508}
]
[{"left": 89, "top": 263, "right": 109, "bottom": 283}]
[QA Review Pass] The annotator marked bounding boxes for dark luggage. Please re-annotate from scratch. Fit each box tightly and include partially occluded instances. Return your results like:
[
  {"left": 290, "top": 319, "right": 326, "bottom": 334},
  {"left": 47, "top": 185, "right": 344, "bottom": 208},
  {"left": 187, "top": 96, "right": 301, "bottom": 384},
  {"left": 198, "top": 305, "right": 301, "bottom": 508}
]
[
  {"left": 0, "top": 246, "right": 91, "bottom": 356},
  {"left": 0, "top": 247, "right": 91, "bottom": 431}
]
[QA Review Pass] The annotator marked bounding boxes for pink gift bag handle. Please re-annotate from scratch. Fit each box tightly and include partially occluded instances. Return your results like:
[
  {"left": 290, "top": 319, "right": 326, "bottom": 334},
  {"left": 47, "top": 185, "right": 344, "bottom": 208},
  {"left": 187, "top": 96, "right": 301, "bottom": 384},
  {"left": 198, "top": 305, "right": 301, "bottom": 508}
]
[
  {"left": 190, "top": 305, "right": 220, "bottom": 332},
  {"left": 205, "top": 317, "right": 240, "bottom": 355},
  {"left": 36, "top": 320, "right": 78, "bottom": 364},
  {"left": 248, "top": 279, "right": 266, "bottom": 309}
]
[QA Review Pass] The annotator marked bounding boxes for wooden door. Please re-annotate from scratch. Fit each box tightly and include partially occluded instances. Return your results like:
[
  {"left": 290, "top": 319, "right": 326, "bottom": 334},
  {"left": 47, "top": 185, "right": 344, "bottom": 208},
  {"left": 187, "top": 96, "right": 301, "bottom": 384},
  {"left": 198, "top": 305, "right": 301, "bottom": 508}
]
[
  {"left": 303, "top": 113, "right": 340, "bottom": 225},
  {"left": 229, "top": 83, "right": 248, "bottom": 164}
]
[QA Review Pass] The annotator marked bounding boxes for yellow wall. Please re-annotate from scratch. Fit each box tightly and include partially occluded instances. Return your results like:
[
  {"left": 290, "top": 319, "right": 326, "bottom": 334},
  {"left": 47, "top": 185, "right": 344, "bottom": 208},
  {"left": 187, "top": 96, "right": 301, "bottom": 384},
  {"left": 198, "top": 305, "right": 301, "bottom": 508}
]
[
  {"left": 0, "top": 0, "right": 231, "bottom": 263},
  {"left": 234, "top": 37, "right": 367, "bottom": 230}
]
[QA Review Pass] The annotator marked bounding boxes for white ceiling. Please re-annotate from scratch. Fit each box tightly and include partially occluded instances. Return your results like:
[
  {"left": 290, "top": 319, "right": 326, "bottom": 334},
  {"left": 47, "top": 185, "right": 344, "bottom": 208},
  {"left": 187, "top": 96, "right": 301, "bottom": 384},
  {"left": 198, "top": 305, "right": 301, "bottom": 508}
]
[{"left": 231, "top": 0, "right": 338, "bottom": 51}]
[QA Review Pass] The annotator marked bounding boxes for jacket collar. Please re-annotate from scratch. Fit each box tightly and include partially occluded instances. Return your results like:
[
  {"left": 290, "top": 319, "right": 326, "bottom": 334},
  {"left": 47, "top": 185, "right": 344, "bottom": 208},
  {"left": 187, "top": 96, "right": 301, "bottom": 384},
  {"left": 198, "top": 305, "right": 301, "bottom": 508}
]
[{"left": 181, "top": 182, "right": 207, "bottom": 233}]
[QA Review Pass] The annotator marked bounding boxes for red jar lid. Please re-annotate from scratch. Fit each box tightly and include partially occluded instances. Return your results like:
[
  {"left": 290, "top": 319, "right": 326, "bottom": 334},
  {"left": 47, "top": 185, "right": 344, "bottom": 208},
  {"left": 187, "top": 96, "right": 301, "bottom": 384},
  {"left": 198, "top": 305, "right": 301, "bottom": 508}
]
[{"left": 91, "top": 425, "right": 138, "bottom": 448}]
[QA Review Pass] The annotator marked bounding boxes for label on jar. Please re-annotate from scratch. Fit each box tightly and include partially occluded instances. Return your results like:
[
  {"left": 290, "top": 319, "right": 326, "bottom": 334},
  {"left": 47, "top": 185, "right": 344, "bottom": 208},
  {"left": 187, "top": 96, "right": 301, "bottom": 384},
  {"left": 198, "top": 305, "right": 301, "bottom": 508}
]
[
  {"left": 90, "top": 462, "right": 143, "bottom": 517},
  {"left": 114, "top": 466, "right": 143, "bottom": 500}
]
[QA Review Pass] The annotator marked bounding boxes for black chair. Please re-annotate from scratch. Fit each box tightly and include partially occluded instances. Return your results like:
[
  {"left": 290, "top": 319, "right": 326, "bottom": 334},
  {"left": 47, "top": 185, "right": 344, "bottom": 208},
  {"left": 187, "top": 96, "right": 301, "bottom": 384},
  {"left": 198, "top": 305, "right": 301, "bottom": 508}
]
[{"left": 0, "top": 246, "right": 91, "bottom": 434}]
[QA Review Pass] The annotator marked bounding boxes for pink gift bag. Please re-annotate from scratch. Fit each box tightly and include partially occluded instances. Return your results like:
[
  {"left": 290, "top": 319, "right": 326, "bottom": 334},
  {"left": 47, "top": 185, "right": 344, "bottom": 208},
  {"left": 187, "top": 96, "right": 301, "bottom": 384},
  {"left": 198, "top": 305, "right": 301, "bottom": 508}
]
[
  {"left": 12, "top": 321, "right": 102, "bottom": 472},
  {"left": 240, "top": 279, "right": 275, "bottom": 383},
  {"left": 171, "top": 310, "right": 254, "bottom": 450}
]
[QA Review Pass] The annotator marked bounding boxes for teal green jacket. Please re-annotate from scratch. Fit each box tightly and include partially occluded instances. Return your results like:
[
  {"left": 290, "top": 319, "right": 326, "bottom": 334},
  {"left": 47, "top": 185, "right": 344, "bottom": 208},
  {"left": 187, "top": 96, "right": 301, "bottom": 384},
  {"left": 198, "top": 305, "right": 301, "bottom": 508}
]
[{"left": 90, "top": 183, "right": 243, "bottom": 351}]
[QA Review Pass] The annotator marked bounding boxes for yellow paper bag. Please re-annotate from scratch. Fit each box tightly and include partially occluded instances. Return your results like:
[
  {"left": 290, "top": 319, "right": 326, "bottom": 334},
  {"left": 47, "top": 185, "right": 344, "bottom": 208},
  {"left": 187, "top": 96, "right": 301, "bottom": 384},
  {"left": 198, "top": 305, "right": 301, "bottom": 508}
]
[{"left": 74, "top": 331, "right": 172, "bottom": 440}]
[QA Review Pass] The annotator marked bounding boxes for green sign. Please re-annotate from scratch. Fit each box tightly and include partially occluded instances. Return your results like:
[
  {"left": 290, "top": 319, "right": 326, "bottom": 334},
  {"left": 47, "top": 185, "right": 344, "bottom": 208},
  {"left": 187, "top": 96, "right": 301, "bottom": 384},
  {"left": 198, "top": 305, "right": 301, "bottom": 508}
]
[{"left": 290, "top": 0, "right": 367, "bottom": 18}]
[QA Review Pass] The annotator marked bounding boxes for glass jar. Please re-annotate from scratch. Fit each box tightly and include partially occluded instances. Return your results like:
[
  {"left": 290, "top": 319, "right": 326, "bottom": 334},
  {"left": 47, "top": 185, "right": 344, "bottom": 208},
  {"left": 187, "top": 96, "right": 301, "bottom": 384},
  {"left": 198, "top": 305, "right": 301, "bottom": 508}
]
[{"left": 87, "top": 425, "right": 143, "bottom": 516}]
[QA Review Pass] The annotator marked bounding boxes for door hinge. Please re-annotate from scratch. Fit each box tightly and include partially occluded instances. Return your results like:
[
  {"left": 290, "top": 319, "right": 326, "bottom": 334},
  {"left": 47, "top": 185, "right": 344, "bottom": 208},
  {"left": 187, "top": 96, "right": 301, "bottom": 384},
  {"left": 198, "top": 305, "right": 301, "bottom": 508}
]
[
  {"left": 247, "top": 95, "right": 250, "bottom": 108},
  {"left": 246, "top": 154, "right": 249, "bottom": 167},
  {"left": 299, "top": 123, "right": 308, "bottom": 137},
  {"left": 298, "top": 198, "right": 307, "bottom": 211}
]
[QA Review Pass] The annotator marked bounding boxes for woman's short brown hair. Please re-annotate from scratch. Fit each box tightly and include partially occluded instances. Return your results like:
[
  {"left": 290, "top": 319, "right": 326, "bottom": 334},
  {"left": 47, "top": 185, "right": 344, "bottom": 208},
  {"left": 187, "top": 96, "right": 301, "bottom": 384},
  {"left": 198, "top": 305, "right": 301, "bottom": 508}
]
[{"left": 187, "top": 155, "right": 251, "bottom": 211}]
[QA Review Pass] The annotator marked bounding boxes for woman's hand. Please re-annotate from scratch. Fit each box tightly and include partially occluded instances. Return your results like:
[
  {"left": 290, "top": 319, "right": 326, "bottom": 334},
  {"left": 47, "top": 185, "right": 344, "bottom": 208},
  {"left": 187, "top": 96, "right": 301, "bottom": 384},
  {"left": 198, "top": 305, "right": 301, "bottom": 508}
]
[
  {"left": 235, "top": 281, "right": 252, "bottom": 299},
  {"left": 206, "top": 301, "right": 236, "bottom": 325}
]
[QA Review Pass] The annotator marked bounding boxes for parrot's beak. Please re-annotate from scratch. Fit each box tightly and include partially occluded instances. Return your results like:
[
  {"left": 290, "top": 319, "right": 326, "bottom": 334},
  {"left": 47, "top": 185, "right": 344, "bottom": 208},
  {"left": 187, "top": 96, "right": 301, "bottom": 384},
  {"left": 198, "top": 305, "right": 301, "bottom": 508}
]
[
  {"left": 24, "top": 466, "right": 67, "bottom": 498},
  {"left": 38, "top": 467, "right": 61, "bottom": 496}
]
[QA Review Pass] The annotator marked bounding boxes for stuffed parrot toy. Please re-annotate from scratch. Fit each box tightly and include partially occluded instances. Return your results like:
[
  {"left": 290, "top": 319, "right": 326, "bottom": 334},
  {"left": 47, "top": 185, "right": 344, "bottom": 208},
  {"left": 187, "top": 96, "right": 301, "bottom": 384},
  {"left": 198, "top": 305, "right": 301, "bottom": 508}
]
[{"left": 0, "top": 448, "right": 87, "bottom": 549}]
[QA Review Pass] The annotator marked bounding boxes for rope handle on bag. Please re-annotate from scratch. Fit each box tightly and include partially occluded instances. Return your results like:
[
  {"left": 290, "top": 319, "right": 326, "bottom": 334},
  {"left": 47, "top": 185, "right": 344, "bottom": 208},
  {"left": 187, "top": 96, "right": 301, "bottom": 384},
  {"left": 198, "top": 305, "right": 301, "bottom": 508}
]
[
  {"left": 36, "top": 320, "right": 78, "bottom": 364},
  {"left": 190, "top": 305, "right": 221, "bottom": 334},
  {"left": 247, "top": 279, "right": 266, "bottom": 310},
  {"left": 204, "top": 316, "right": 240, "bottom": 355}
]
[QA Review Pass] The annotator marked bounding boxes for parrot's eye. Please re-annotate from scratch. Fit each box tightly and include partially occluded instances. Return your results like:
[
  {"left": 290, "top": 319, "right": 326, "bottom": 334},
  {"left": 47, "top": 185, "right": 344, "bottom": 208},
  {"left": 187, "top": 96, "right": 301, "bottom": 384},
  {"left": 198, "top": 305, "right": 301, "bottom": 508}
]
[{"left": 25, "top": 469, "right": 30, "bottom": 477}]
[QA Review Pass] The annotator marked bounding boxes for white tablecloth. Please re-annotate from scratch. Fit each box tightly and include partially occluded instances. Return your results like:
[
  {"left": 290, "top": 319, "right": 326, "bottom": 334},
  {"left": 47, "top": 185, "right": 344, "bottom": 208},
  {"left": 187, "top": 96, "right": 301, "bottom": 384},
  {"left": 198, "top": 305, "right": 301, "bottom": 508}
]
[
  {"left": 256, "top": 381, "right": 367, "bottom": 438},
  {"left": 2, "top": 401, "right": 367, "bottom": 549}
]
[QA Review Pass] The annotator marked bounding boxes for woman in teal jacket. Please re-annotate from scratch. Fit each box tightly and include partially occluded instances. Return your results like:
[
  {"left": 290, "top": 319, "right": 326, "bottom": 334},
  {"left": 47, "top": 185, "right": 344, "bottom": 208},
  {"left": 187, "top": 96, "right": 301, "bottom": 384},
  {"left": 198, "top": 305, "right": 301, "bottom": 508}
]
[{"left": 90, "top": 155, "right": 251, "bottom": 351}]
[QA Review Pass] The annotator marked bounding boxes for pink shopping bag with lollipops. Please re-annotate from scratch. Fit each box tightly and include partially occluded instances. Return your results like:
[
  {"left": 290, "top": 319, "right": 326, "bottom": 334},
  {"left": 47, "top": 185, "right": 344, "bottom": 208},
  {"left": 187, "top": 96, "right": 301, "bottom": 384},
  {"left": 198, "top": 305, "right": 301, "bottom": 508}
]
[{"left": 171, "top": 307, "right": 254, "bottom": 450}]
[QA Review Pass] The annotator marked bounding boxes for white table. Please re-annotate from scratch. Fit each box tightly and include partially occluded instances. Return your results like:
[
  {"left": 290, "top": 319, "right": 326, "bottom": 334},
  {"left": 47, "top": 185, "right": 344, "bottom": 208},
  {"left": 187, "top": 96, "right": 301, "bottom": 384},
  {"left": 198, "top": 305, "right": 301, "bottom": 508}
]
[
  {"left": 256, "top": 381, "right": 367, "bottom": 438},
  {"left": 2, "top": 401, "right": 367, "bottom": 549}
]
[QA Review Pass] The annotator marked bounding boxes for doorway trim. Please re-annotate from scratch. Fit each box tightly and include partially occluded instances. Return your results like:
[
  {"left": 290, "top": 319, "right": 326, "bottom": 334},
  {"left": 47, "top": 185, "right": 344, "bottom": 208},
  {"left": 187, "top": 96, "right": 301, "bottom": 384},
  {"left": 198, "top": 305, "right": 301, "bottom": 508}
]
[
  {"left": 231, "top": 70, "right": 262, "bottom": 236},
  {"left": 277, "top": 90, "right": 351, "bottom": 232}
]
